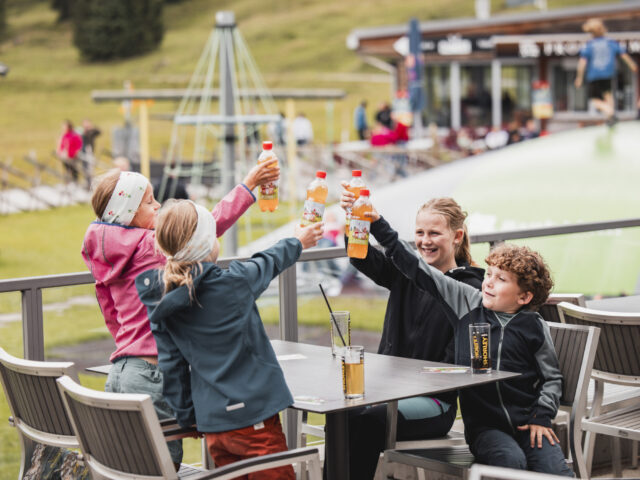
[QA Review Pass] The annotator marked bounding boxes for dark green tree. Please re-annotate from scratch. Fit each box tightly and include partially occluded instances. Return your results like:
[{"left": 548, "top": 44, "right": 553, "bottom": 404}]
[
  {"left": 72, "top": 0, "right": 164, "bottom": 61},
  {"left": 0, "top": 0, "right": 6, "bottom": 36},
  {"left": 51, "top": 0, "right": 72, "bottom": 22}
]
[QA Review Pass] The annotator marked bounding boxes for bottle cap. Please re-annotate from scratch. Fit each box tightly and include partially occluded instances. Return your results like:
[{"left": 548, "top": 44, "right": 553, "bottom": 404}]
[
  {"left": 316, "top": 170, "right": 327, "bottom": 178},
  {"left": 262, "top": 141, "right": 273, "bottom": 150},
  {"left": 352, "top": 170, "right": 362, "bottom": 176},
  {"left": 359, "top": 189, "right": 370, "bottom": 196}
]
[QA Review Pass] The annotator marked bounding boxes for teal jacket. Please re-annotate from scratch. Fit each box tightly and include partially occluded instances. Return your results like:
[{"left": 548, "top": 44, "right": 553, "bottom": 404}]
[{"left": 135, "top": 238, "right": 300, "bottom": 432}]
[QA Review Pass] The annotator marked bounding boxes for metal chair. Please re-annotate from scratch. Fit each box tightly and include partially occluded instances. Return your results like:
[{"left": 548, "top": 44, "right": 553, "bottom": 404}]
[
  {"left": 56, "top": 375, "right": 323, "bottom": 480},
  {"left": 558, "top": 302, "right": 640, "bottom": 477},
  {"left": 539, "top": 293, "right": 586, "bottom": 323},
  {"left": 468, "top": 463, "right": 582, "bottom": 480},
  {"left": 382, "top": 322, "right": 600, "bottom": 479},
  {"left": 0, "top": 347, "right": 82, "bottom": 479}
]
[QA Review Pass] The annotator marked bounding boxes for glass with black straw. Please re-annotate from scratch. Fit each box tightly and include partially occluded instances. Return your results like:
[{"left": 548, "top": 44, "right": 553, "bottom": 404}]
[{"left": 319, "top": 283, "right": 351, "bottom": 356}]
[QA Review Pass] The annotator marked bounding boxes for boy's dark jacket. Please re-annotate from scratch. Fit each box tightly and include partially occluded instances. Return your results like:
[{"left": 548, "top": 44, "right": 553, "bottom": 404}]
[
  {"left": 372, "top": 217, "right": 562, "bottom": 443},
  {"left": 348, "top": 218, "right": 484, "bottom": 406},
  {"left": 135, "top": 238, "right": 300, "bottom": 432}
]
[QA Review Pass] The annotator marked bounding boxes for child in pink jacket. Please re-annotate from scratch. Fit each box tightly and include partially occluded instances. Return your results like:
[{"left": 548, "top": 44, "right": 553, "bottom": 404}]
[{"left": 81, "top": 162, "right": 278, "bottom": 469}]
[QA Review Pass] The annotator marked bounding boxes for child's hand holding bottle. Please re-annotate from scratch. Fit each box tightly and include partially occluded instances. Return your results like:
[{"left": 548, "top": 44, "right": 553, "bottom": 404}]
[
  {"left": 243, "top": 159, "right": 280, "bottom": 192},
  {"left": 294, "top": 222, "right": 324, "bottom": 250},
  {"left": 340, "top": 181, "right": 380, "bottom": 222}
]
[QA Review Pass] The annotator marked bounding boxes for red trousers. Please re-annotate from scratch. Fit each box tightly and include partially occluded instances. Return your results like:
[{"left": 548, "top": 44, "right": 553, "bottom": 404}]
[{"left": 205, "top": 414, "right": 295, "bottom": 480}]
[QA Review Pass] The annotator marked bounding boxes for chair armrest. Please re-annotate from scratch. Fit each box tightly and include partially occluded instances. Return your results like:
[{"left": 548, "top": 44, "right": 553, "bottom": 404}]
[
  {"left": 192, "top": 447, "right": 320, "bottom": 480},
  {"left": 160, "top": 418, "right": 200, "bottom": 440}
]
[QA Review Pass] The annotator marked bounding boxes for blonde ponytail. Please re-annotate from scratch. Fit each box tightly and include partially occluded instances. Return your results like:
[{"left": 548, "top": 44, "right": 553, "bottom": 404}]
[{"left": 155, "top": 200, "right": 200, "bottom": 300}]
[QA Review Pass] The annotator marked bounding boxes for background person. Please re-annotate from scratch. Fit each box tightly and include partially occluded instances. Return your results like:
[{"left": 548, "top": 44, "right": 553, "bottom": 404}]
[
  {"left": 575, "top": 18, "right": 638, "bottom": 124},
  {"left": 338, "top": 191, "right": 484, "bottom": 479},
  {"left": 80, "top": 119, "right": 101, "bottom": 189},
  {"left": 57, "top": 120, "right": 82, "bottom": 183},
  {"left": 354, "top": 100, "right": 369, "bottom": 140},
  {"left": 136, "top": 200, "right": 323, "bottom": 478}
]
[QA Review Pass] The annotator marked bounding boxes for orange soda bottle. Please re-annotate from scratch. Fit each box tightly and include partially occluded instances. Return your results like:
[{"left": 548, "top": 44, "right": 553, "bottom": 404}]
[
  {"left": 301, "top": 171, "right": 328, "bottom": 226},
  {"left": 345, "top": 170, "right": 365, "bottom": 228},
  {"left": 257, "top": 141, "right": 278, "bottom": 212},
  {"left": 347, "top": 188, "right": 372, "bottom": 259}
]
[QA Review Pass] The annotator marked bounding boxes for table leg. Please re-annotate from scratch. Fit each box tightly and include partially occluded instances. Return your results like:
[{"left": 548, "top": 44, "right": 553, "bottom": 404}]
[{"left": 325, "top": 410, "right": 350, "bottom": 480}]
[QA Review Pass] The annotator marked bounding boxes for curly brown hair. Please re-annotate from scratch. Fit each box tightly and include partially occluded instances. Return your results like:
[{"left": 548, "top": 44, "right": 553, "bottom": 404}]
[{"left": 485, "top": 244, "right": 553, "bottom": 310}]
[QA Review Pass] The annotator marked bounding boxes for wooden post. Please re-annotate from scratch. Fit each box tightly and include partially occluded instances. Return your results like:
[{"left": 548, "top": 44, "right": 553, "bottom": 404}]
[{"left": 139, "top": 102, "right": 150, "bottom": 179}]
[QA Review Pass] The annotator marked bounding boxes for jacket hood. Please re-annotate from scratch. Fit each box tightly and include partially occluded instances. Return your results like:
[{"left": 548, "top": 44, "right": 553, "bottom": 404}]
[
  {"left": 136, "top": 264, "right": 219, "bottom": 324},
  {"left": 448, "top": 262, "right": 485, "bottom": 289},
  {"left": 82, "top": 221, "right": 154, "bottom": 284}
]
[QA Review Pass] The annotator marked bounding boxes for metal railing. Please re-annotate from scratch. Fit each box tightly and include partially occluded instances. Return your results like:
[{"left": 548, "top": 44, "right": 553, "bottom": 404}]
[{"left": 2, "top": 216, "right": 640, "bottom": 362}]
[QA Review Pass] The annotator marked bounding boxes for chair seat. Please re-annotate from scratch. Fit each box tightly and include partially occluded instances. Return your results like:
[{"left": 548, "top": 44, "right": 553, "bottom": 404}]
[
  {"left": 583, "top": 404, "right": 640, "bottom": 441},
  {"left": 178, "top": 463, "right": 208, "bottom": 478},
  {"left": 384, "top": 445, "right": 475, "bottom": 478}
]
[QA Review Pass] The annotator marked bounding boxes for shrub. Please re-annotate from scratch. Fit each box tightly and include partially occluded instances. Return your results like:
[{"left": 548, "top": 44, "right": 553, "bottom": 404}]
[{"left": 72, "top": 0, "right": 164, "bottom": 61}]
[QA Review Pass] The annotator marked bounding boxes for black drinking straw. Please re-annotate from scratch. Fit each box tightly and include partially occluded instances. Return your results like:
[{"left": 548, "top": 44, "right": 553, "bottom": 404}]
[{"left": 319, "top": 283, "right": 347, "bottom": 347}]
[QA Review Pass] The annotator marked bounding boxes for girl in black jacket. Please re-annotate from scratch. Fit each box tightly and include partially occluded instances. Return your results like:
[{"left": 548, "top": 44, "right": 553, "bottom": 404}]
[{"left": 340, "top": 189, "right": 484, "bottom": 479}]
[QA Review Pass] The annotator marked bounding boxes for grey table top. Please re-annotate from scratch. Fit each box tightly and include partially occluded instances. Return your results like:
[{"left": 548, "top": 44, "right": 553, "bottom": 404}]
[
  {"left": 586, "top": 294, "right": 640, "bottom": 313},
  {"left": 272, "top": 340, "right": 519, "bottom": 414}
]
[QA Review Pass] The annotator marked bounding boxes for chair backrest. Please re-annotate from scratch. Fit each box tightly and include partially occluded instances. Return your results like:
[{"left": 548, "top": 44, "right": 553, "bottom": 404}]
[
  {"left": 547, "top": 322, "right": 599, "bottom": 408},
  {"left": 0, "top": 347, "right": 78, "bottom": 448},
  {"left": 468, "top": 463, "right": 573, "bottom": 480},
  {"left": 56, "top": 375, "right": 178, "bottom": 480},
  {"left": 539, "top": 294, "right": 586, "bottom": 323},
  {"left": 557, "top": 302, "right": 640, "bottom": 384}
]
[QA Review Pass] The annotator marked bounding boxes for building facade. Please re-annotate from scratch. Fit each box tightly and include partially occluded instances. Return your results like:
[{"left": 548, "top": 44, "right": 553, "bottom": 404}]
[{"left": 346, "top": 2, "right": 640, "bottom": 131}]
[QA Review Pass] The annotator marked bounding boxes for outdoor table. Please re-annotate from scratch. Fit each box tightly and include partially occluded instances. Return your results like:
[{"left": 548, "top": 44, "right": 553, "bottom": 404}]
[
  {"left": 586, "top": 294, "right": 640, "bottom": 313},
  {"left": 271, "top": 340, "right": 519, "bottom": 480}
]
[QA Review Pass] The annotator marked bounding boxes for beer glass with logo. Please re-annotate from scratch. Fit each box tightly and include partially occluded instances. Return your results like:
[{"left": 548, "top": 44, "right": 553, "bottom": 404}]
[
  {"left": 469, "top": 323, "right": 491, "bottom": 374},
  {"left": 341, "top": 346, "right": 364, "bottom": 399}
]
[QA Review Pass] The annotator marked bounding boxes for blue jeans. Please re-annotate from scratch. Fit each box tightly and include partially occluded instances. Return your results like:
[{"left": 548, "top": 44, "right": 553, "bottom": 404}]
[
  {"left": 106, "top": 357, "right": 183, "bottom": 465},
  {"left": 470, "top": 428, "right": 574, "bottom": 477}
]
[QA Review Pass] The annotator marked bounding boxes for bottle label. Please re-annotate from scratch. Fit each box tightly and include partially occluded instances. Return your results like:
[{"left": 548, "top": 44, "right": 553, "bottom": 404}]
[
  {"left": 345, "top": 207, "right": 353, "bottom": 227},
  {"left": 259, "top": 182, "right": 278, "bottom": 200},
  {"left": 348, "top": 219, "right": 370, "bottom": 246},
  {"left": 301, "top": 200, "right": 325, "bottom": 225}
]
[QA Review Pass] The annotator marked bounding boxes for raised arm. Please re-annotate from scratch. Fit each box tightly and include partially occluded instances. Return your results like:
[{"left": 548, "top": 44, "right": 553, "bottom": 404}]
[
  {"left": 234, "top": 223, "right": 324, "bottom": 298},
  {"left": 374, "top": 215, "right": 482, "bottom": 320},
  {"left": 340, "top": 183, "right": 395, "bottom": 288},
  {"left": 212, "top": 160, "right": 281, "bottom": 236}
]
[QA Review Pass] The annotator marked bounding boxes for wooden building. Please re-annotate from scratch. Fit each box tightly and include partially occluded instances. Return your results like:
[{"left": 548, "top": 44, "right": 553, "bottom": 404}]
[{"left": 346, "top": 1, "right": 640, "bottom": 131}]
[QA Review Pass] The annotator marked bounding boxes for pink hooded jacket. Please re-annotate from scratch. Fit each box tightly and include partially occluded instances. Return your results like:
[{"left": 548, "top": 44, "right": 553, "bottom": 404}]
[{"left": 82, "top": 184, "right": 255, "bottom": 362}]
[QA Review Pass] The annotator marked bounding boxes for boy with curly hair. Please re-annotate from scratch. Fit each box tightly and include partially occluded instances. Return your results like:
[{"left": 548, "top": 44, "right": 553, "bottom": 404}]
[{"left": 374, "top": 223, "right": 574, "bottom": 476}]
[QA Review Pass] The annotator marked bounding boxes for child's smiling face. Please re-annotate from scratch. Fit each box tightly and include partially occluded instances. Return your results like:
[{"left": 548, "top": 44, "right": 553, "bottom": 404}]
[
  {"left": 130, "top": 184, "right": 160, "bottom": 230},
  {"left": 414, "top": 210, "right": 463, "bottom": 273},
  {"left": 482, "top": 265, "right": 533, "bottom": 313}
]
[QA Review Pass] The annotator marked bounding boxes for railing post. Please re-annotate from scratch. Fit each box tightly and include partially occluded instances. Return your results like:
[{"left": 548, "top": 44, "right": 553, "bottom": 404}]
[
  {"left": 21, "top": 288, "right": 44, "bottom": 360},
  {"left": 279, "top": 265, "right": 298, "bottom": 342},
  {"left": 279, "top": 264, "right": 300, "bottom": 450}
]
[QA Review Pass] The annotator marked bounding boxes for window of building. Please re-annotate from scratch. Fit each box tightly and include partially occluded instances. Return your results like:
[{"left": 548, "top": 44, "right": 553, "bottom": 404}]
[
  {"left": 501, "top": 65, "right": 533, "bottom": 124},
  {"left": 460, "top": 65, "right": 492, "bottom": 127},
  {"left": 425, "top": 65, "right": 451, "bottom": 127}
]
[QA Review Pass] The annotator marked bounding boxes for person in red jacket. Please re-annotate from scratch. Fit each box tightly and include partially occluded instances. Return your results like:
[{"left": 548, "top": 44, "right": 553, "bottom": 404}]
[{"left": 57, "top": 120, "right": 83, "bottom": 183}]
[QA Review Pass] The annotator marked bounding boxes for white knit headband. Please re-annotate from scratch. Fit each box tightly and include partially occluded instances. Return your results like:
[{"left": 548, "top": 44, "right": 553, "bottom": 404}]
[
  {"left": 169, "top": 201, "right": 217, "bottom": 263},
  {"left": 101, "top": 172, "right": 149, "bottom": 226}
]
